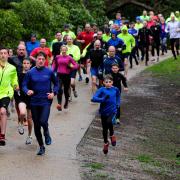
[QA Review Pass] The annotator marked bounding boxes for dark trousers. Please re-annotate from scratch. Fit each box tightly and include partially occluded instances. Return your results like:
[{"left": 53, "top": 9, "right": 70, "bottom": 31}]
[
  {"left": 101, "top": 115, "right": 114, "bottom": 143},
  {"left": 140, "top": 45, "right": 149, "bottom": 65},
  {"left": 31, "top": 105, "right": 51, "bottom": 146},
  {"left": 116, "top": 106, "right": 121, "bottom": 119},
  {"left": 151, "top": 41, "right": 160, "bottom": 57},
  {"left": 57, "top": 74, "right": 71, "bottom": 105},
  {"left": 129, "top": 46, "right": 139, "bottom": 68},
  {"left": 170, "top": 38, "right": 179, "bottom": 58}
]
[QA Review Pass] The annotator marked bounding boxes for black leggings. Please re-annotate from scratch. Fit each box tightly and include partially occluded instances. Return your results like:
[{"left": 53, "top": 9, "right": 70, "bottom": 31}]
[
  {"left": 129, "top": 46, "right": 139, "bottom": 67},
  {"left": 170, "top": 38, "right": 179, "bottom": 58},
  {"left": 31, "top": 105, "right": 51, "bottom": 146},
  {"left": 57, "top": 74, "right": 71, "bottom": 105},
  {"left": 139, "top": 45, "right": 149, "bottom": 64},
  {"left": 101, "top": 115, "right": 114, "bottom": 143},
  {"left": 151, "top": 41, "right": 160, "bottom": 57}
]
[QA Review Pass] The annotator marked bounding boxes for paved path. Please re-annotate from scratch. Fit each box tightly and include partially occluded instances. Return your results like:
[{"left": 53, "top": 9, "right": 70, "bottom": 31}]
[{"left": 0, "top": 53, "right": 172, "bottom": 180}]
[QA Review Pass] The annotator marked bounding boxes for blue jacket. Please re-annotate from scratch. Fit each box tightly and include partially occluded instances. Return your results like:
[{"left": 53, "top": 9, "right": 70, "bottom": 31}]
[
  {"left": 102, "top": 55, "right": 124, "bottom": 74},
  {"left": 26, "top": 41, "right": 40, "bottom": 56},
  {"left": 91, "top": 86, "right": 120, "bottom": 116},
  {"left": 107, "top": 37, "right": 125, "bottom": 50},
  {"left": 22, "top": 67, "right": 59, "bottom": 106}
]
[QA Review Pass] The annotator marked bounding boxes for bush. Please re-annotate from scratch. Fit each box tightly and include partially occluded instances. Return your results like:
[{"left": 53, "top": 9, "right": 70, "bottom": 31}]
[{"left": 0, "top": 9, "right": 24, "bottom": 48}]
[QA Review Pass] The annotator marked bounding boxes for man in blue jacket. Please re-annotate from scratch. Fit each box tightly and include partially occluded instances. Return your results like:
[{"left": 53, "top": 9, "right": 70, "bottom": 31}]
[{"left": 23, "top": 51, "right": 58, "bottom": 155}]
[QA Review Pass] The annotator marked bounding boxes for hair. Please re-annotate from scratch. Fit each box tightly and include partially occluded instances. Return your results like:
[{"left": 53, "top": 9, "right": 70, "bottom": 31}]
[
  {"left": 111, "top": 63, "right": 119, "bottom": 68},
  {"left": 0, "top": 46, "right": 8, "bottom": 51},
  {"left": 35, "top": 51, "right": 47, "bottom": 59},
  {"left": 103, "top": 74, "right": 113, "bottom": 81},
  {"left": 23, "top": 57, "right": 31, "bottom": 62}
]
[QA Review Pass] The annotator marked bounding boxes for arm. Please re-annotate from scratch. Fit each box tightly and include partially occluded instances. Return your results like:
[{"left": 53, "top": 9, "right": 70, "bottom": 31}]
[
  {"left": 11, "top": 67, "right": 19, "bottom": 90},
  {"left": 120, "top": 73, "right": 128, "bottom": 88},
  {"left": 131, "top": 35, "right": 136, "bottom": 48},
  {"left": 30, "top": 49, "right": 37, "bottom": 61},
  {"left": 22, "top": 72, "right": 31, "bottom": 95},
  {"left": 116, "top": 88, "right": 120, "bottom": 107},
  {"left": 51, "top": 71, "right": 59, "bottom": 95},
  {"left": 91, "top": 88, "right": 107, "bottom": 103},
  {"left": 69, "top": 56, "right": 79, "bottom": 70}
]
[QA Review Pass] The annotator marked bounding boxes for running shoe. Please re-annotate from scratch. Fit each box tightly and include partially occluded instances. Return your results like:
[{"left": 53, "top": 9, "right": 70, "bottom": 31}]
[
  {"left": 103, "top": 142, "right": 109, "bottom": 154},
  {"left": 18, "top": 124, "right": 24, "bottom": 135},
  {"left": 56, "top": 104, "right": 62, "bottom": 111},
  {"left": 116, "top": 118, "right": 120, "bottom": 124},
  {"left": 73, "top": 90, "right": 78, "bottom": 98},
  {"left": 78, "top": 75, "right": 82, "bottom": 81},
  {"left": 45, "top": 135, "right": 52, "bottom": 145},
  {"left": 64, "top": 101, "right": 68, "bottom": 109},
  {"left": 0, "top": 134, "right": 6, "bottom": 146},
  {"left": 85, "top": 77, "right": 89, "bottom": 84},
  {"left": 25, "top": 136, "right": 32, "bottom": 145},
  {"left": 110, "top": 135, "right": 116, "bottom": 146},
  {"left": 37, "top": 146, "right": 45, "bottom": 155}
]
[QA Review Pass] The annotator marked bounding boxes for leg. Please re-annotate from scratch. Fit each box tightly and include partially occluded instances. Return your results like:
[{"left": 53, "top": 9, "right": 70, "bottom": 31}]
[
  {"left": 31, "top": 106, "right": 44, "bottom": 146},
  {"left": 175, "top": 38, "right": 179, "bottom": 55},
  {"left": 63, "top": 75, "right": 71, "bottom": 108},
  {"left": 27, "top": 109, "right": 32, "bottom": 137},
  {"left": 170, "top": 38, "right": 177, "bottom": 59},
  {"left": 57, "top": 76, "right": 63, "bottom": 105},
  {"left": 101, "top": 115, "right": 109, "bottom": 144},
  {"left": 145, "top": 46, "right": 149, "bottom": 66}
]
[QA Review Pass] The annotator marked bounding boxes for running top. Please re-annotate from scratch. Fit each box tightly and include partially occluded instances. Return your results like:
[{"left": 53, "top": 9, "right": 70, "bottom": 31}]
[
  {"left": 91, "top": 86, "right": 120, "bottom": 116},
  {"left": 0, "top": 62, "right": 18, "bottom": 99},
  {"left": 22, "top": 67, "right": 58, "bottom": 106}
]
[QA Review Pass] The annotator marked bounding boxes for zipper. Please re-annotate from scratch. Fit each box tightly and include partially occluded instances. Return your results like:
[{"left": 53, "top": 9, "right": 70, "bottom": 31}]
[{"left": 0, "top": 64, "right": 7, "bottom": 86}]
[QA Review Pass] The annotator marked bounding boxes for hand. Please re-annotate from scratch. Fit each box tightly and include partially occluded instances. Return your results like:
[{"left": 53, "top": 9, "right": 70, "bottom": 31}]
[
  {"left": 117, "top": 48, "right": 122, "bottom": 51},
  {"left": 68, "top": 63, "right": 74, "bottom": 68},
  {"left": 14, "top": 85, "right": 19, "bottom": 91},
  {"left": 124, "top": 87, "right": 128, "bottom": 92},
  {"left": 81, "top": 40, "right": 85, "bottom": 43},
  {"left": 47, "top": 92, "right": 54, "bottom": 100},
  {"left": 27, "top": 90, "right": 34, "bottom": 96}
]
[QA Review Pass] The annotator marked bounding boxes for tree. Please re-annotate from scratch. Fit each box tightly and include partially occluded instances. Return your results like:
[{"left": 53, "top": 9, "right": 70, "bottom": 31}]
[{"left": 0, "top": 9, "right": 24, "bottom": 48}]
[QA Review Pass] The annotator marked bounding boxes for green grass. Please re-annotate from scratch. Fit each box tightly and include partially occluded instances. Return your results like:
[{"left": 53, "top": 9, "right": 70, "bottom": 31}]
[
  {"left": 137, "top": 154, "right": 154, "bottom": 163},
  {"left": 85, "top": 162, "right": 104, "bottom": 170},
  {"left": 146, "top": 57, "right": 180, "bottom": 83}
]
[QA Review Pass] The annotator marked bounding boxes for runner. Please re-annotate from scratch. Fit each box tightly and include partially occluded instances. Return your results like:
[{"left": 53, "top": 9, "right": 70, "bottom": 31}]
[
  {"left": 110, "top": 64, "right": 128, "bottom": 124},
  {"left": 22, "top": 51, "right": 58, "bottom": 155},
  {"left": 138, "top": 21, "right": 152, "bottom": 65},
  {"left": 62, "top": 24, "right": 76, "bottom": 40},
  {"left": 66, "top": 36, "right": 81, "bottom": 99},
  {"left": 91, "top": 74, "right": 120, "bottom": 154},
  {"left": 118, "top": 25, "right": 136, "bottom": 76},
  {"left": 166, "top": 15, "right": 180, "bottom": 59},
  {"left": 0, "top": 47, "right": 19, "bottom": 146},
  {"left": 52, "top": 45, "right": 78, "bottom": 111},
  {"left": 87, "top": 40, "right": 106, "bottom": 94},
  {"left": 14, "top": 58, "right": 33, "bottom": 144},
  {"left": 30, "top": 38, "right": 53, "bottom": 66}
]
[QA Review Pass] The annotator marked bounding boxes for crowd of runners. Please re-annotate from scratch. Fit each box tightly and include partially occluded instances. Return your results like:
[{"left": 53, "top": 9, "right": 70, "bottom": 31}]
[{"left": 0, "top": 10, "right": 179, "bottom": 155}]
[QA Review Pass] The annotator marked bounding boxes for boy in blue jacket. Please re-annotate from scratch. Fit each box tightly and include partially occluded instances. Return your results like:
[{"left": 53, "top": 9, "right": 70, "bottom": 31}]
[{"left": 91, "top": 74, "right": 120, "bottom": 154}]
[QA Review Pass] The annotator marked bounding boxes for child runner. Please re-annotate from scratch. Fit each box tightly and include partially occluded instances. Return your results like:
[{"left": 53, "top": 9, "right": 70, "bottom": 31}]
[
  {"left": 14, "top": 58, "right": 33, "bottom": 144},
  {"left": 91, "top": 74, "right": 120, "bottom": 154},
  {"left": 111, "top": 64, "right": 128, "bottom": 124}
]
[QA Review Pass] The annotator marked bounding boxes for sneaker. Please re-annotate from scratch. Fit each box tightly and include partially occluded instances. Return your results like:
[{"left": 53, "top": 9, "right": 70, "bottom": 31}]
[
  {"left": 44, "top": 130, "right": 52, "bottom": 145},
  {"left": 56, "top": 104, "right": 62, "bottom": 111},
  {"left": 103, "top": 142, "right": 109, "bottom": 154},
  {"left": 68, "top": 96, "right": 72, "bottom": 102},
  {"left": 64, "top": 101, "right": 68, "bottom": 109},
  {"left": 18, "top": 124, "right": 24, "bottom": 135},
  {"left": 85, "top": 77, "right": 89, "bottom": 84},
  {"left": 25, "top": 136, "right": 32, "bottom": 145},
  {"left": 0, "top": 134, "right": 6, "bottom": 146},
  {"left": 116, "top": 118, "right": 120, "bottom": 124},
  {"left": 110, "top": 135, "right": 116, "bottom": 146},
  {"left": 78, "top": 75, "right": 82, "bottom": 81},
  {"left": 73, "top": 90, "right": 78, "bottom": 98},
  {"left": 37, "top": 146, "right": 45, "bottom": 155},
  {"left": 157, "top": 56, "right": 159, "bottom": 62}
]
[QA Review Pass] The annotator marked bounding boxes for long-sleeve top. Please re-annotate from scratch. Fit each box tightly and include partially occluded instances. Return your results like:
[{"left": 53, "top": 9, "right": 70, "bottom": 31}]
[
  {"left": 66, "top": 44, "right": 81, "bottom": 62},
  {"left": 118, "top": 33, "right": 135, "bottom": 53},
  {"left": 150, "top": 25, "right": 161, "bottom": 44},
  {"left": 138, "top": 27, "right": 152, "bottom": 46},
  {"left": 52, "top": 55, "right": 79, "bottom": 74},
  {"left": 91, "top": 86, "right": 120, "bottom": 116},
  {"left": 102, "top": 55, "right": 124, "bottom": 75},
  {"left": 22, "top": 67, "right": 59, "bottom": 106},
  {"left": 111, "top": 72, "right": 127, "bottom": 93},
  {"left": 88, "top": 49, "right": 106, "bottom": 68},
  {"left": 166, "top": 21, "right": 180, "bottom": 39},
  {"left": 0, "top": 62, "right": 18, "bottom": 99}
]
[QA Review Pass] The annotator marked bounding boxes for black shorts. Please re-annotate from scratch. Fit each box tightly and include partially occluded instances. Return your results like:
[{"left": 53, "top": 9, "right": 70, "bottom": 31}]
[
  {"left": 0, "top": 97, "right": 10, "bottom": 109},
  {"left": 14, "top": 91, "right": 31, "bottom": 109}
]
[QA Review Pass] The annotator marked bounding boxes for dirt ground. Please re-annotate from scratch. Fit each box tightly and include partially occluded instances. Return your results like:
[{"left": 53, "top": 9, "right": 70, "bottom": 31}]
[{"left": 77, "top": 71, "right": 180, "bottom": 180}]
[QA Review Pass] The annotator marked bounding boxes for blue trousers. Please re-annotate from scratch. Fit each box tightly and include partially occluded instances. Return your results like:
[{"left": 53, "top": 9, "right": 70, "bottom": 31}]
[{"left": 31, "top": 105, "right": 51, "bottom": 146}]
